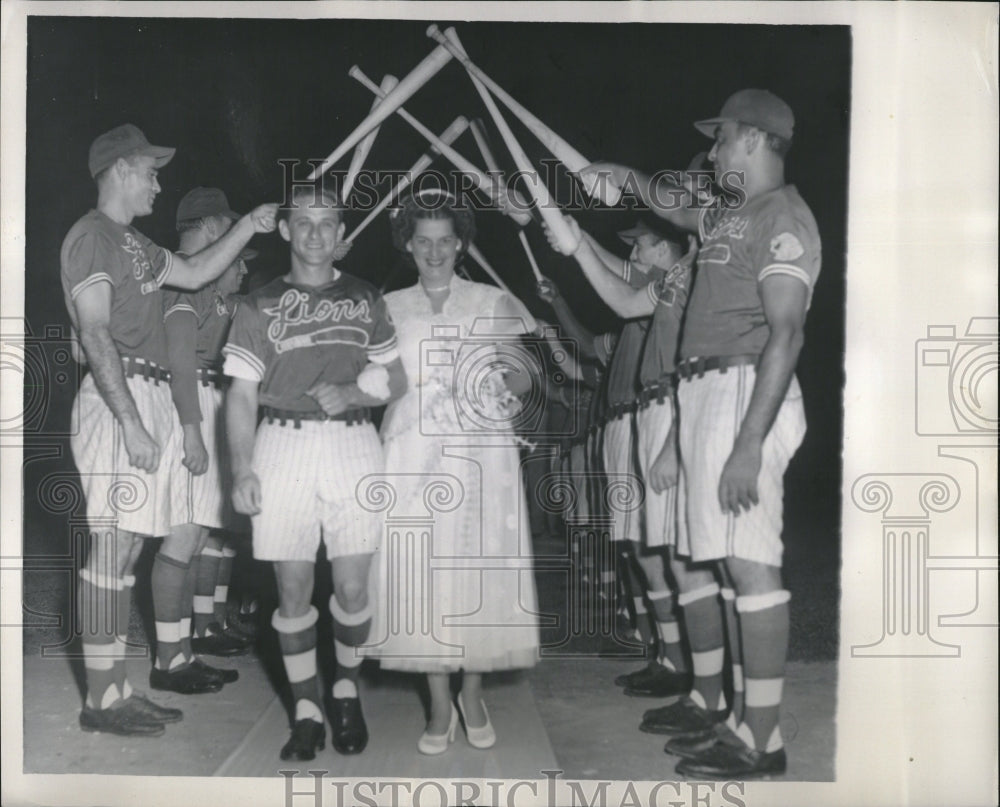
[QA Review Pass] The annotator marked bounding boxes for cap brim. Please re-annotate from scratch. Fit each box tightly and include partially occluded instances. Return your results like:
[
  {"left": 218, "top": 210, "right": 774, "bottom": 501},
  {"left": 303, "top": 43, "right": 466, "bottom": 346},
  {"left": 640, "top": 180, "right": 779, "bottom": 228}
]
[
  {"left": 239, "top": 248, "right": 258, "bottom": 261},
  {"left": 221, "top": 209, "right": 241, "bottom": 221},
  {"left": 693, "top": 118, "right": 725, "bottom": 139},
  {"left": 142, "top": 145, "right": 176, "bottom": 168},
  {"left": 616, "top": 227, "right": 646, "bottom": 244}
]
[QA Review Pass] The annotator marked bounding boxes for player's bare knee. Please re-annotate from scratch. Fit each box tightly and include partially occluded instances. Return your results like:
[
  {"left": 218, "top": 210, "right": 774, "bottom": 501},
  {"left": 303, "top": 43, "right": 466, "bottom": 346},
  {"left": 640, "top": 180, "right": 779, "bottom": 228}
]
[{"left": 331, "top": 578, "right": 367, "bottom": 612}]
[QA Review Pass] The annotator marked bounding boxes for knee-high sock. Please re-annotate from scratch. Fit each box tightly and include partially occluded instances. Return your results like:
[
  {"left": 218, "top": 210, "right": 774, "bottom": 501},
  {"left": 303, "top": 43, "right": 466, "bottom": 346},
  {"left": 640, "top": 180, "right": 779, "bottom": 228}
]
[
  {"left": 678, "top": 582, "right": 726, "bottom": 711},
  {"left": 720, "top": 587, "right": 745, "bottom": 728},
  {"left": 273, "top": 606, "right": 322, "bottom": 722},
  {"left": 215, "top": 543, "right": 237, "bottom": 626},
  {"left": 193, "top": 547, "right": 223, "bottom": 637},
  {"left": 78, "top": 566, "right": 123, "bottom": 710},
  {"left": 735, "top": 590, "right": 790, "bottom": 752},
  {"left": 115, "top": 574, "right": 136, "bottom": 698},
  {"left": 620, "top": 548, "right": 656, "bottom": 647},
  {"left": 648, "top": 589, "right": 686, "bottom": 672},
  {"left": 329, "top": 595, "right": 371, "bottom": 699},
  {"left": 180, "top": 559, "right": 198, "bottom": 662},
  {"left": 152, "top": 552, "right": 190, "bottom": 670}
]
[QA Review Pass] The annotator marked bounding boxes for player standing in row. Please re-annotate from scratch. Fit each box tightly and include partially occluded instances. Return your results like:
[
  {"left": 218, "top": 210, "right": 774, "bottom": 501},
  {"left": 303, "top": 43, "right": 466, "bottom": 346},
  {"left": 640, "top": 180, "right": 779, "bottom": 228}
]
[
  {"left": 149, "top": 188, "right": 255, "bottom": 699},
  {"left": 586, "top": 89, "right": 821, "bottom": 778},
  {"left": 61, "top": 124, "right": 277, "bottom": 737},
  {"left": 223, "top": 182, "right": 407, "bottom": 761},
  {"left": 542, "top": 220, "right": 701, "bottom": 701}
]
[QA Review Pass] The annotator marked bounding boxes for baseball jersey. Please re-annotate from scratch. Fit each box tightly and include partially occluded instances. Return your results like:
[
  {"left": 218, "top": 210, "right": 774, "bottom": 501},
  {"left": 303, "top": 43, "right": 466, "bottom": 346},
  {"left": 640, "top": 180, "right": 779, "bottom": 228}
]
[
  {"left": 595, "top": 260, "right": 653, "bottom": 408},
  {"left": 222, "top": 271, "right": 398, "bottom": 412},
  {"left": 60, "top": 209, "right": 175, "bottom": 367},
  {"left": 680, "top": 184, "right": 821, "bottom": 359},
  {"left": 639, "top": 259, "right": 692, "bottom": 387},
  {"left": 163, "top": 273, "right": 237, "bottom": 424}
]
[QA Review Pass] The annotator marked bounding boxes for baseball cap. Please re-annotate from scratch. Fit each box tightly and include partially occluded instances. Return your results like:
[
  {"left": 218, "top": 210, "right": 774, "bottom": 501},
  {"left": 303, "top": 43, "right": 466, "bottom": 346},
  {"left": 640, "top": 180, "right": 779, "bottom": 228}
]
[
  {"left": 176, "top": 187, "right": 241, "bottom": 227},
  {"left": 694, "top": 89, "right": 794, "bottom": 141},
  {"left": 88, "top": 123, "right": 175, "bottom": 178},
  {"left": 238, "top": 247, "right": 258, "bottom": 262},
  {"left": 617, "top": 220, "right": 666, "bottom": 245}
]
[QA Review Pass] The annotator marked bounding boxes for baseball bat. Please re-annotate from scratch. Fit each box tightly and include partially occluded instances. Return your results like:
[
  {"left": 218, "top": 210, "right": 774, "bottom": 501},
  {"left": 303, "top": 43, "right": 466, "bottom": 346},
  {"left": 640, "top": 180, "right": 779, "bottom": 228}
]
[
  {"left": 308, "top": 44, "right": 453, "bottom": 180},
  {"left": 467, "top": 244, "right": 539, "bottom": 334},
  {"left": 470, "top": 118, "right": 502, "bottom": 175},
  {"left": 432, "top": 26, "right": 579, "bottom": 254},
  {"left": 427, "top": 25, "right": 622, "bottom": 207},
  {"left": 342, "top": 75, "right": 399, "bottom": 201},
  {"left": 518, "top": 230, "right": 545, "bottom": 283},
  {"left": 348, "top": 66, "right": 532, "bottom": 226},
  {"left": 345, "top": 116, "right": 470, "bottom": 243}
]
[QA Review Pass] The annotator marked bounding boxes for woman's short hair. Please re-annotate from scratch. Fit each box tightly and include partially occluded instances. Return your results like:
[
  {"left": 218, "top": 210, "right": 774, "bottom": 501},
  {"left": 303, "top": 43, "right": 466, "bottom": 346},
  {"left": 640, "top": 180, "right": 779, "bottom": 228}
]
[{"left": 389, "top": 188, "right": 476, "bottom": 259}]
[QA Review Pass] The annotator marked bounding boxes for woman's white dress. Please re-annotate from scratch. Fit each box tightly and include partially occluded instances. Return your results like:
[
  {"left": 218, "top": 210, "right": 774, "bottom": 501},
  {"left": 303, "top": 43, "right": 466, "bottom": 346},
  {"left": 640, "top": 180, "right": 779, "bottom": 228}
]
[{"left": 365, "top": 276, "right": 540, "bottom": 673}]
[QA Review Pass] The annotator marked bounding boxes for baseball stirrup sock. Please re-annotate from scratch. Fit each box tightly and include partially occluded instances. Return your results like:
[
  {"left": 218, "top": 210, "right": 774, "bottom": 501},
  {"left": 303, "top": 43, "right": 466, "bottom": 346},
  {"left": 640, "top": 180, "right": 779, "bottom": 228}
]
[
  {"left": 115, "top": 573, "right": 137, "bottom": 695},
  {"left": 678, "top": 582, "right": 726, "bottom": 711},
  {"left": 736, "top": 589, "right": 791, "bottom": 751},
  {"left": 215, "top": 543, "right": 237, "bottom": 625},
  {"left": 273, "top": 606, "right": 322, "bottom": 722},
  {"left": 720, "top": 587, "right": 745, "bottom": 726},
  {"left": 621, "top": 550, "right": 656, "bottom": 646},
  {"left": 78, "top": 567, "right": 123, "bottom": 710},
  {"left": 152, "top": 552, "right": 191, "bottom": 670},
  {"left": 194, "top": 546, "right": 223, "bottom": 636},
  {"left": 180, "top": 558, "right": 198, "bottom": 662},
  {"left": 330, "top": 596, "right": 372, "bottom": 699},
  {"left": 648, "top": 589, "right": 685, "bottom": 673}
]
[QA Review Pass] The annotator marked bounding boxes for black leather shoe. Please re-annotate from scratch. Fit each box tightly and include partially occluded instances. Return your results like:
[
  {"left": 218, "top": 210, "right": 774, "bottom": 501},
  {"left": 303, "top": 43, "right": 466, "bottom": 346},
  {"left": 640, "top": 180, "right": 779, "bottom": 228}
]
[
  {"left": 328, "top": 696, "right": 368, "bottom": 755},
  {"left": 675, "top": 741, "right": 787, "bottom": 779},
  {"left": 80, "top": 705, "right": 165, "bottom": 736},
  {"left": 121, "top": 692, "right": 183, "bottom": 723},
  {"left": 664, "top": 721, "right": 743, "bottom": 759},
  {"left": 614, "top": 661, "right": 659, "bottom": 688},
  {"left": 640, "top": 697, "right": 727, "bottom": 735},
  {"left": 192, "top": 658, "right": 239, "bottom": 684},
  {"left": 226, "top": 612, "right": 259, "bottom": 642},
  {"left": 624, "top": 666, "right": 693, "bottom": 698},
  {"left": 191, "top": 623, "right": 250, "bottom": 657},
  {"left": 150, "top": 664, "right": 224, "bottom": 695},
  {"left": 280, "top": 719, "right": 325, "bottom": 761}
]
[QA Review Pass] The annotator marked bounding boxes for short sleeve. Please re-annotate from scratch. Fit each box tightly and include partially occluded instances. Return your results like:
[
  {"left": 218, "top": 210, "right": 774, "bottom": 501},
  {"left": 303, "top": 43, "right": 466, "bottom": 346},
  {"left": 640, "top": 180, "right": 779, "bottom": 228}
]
[
  {"left": 594, "top": 331, "right": 618, "bottom": 366},
  {"left": 63, "top": 230, "right": 116, "bottom": 300},
  {"left": 162, "top": 289, "right": 197, "bottom": 321},
  {"left": 645, "top": 261, "right": 690, "bottom": 310},
  {"left": 135, "top": 231, "right": 175, "bottom": 288},
  {"left": 222, "top": 301, "right": 266, "bottom": 382},
  {"left": 752, "top": 208, "right": 821, "bottom": 290},
  {"left": 489, "top": 292, "right": 534, "bottom": 337},
  {"left": 365, "top": 293, "right": 400, "bottom": 364}
]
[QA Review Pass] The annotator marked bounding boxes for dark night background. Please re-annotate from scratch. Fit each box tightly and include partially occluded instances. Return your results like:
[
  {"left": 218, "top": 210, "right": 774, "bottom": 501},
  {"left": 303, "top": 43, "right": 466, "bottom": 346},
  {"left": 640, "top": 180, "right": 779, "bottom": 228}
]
[{"left": 22, "top": 16, "right": 848, "bottom": 657}]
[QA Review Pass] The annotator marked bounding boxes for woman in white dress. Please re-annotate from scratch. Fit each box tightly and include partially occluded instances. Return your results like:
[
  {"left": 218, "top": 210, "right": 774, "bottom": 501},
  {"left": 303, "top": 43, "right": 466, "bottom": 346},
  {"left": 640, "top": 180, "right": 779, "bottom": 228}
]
[{"left": 367, "top": 190, "right": 540, "bottom": 754}]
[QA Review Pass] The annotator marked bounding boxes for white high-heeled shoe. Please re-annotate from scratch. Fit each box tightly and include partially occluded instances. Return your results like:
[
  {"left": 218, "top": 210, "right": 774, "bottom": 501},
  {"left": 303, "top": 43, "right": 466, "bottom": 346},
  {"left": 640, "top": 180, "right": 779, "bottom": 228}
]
[
  {"left": 417, "top": 702, "right": 458, "bottom": 755},
  {"left": 457, "top": 692, "right": 496, "bottom": 749}
]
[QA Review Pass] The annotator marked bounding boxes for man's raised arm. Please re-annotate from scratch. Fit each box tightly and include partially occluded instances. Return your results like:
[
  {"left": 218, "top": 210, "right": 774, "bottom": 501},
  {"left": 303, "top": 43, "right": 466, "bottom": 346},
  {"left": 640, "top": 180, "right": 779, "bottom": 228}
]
[{"left": 581, "top": 162, "right": 701, "bottom": 232}]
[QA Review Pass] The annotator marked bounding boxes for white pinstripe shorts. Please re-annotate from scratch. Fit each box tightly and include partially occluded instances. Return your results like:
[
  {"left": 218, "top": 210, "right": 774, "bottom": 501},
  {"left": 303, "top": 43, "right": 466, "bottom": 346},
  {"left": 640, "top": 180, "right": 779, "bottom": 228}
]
[
  {"left": 251, "top": 419, "right": 385, "bottom": 561},
  {"left": 170, "top": 382, "right": 240, "bottom": 530},
  {"left": 636, "top": 399, "right": 678, "bottom": 548},
  {"left": 677, "top": 366, "right": 806, "bottom": 567},
  {"left": 602, "top": 413, "right": 642, "bottom": 543},
  {"left": 70, "top": 372, "right": 181, "bottom": 537}
]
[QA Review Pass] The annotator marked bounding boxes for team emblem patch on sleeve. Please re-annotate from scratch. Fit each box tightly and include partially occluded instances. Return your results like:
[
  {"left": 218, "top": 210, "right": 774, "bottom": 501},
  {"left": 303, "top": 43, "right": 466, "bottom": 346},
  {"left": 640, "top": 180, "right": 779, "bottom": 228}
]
[{"left": 769, "top": 232, "right": 805, "bottom": 261}]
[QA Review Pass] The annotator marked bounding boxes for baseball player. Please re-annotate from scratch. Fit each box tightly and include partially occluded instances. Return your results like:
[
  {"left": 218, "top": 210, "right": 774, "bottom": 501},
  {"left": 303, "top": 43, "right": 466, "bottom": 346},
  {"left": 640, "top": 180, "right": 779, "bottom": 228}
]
[
  {"left": 60, "top": 123, "right": 276, "bottom": 737},
  {"left": 587, "top": 90, "right": 821, "bottom": 778},
  {"left": 223, "top": 182, "right": 407, "bottom": 761},
  {"left": 543, "top": 220, "right": 710, "bottom": 709},
  {"left": 149, "top": 188, "right": 256, "bottom": 698}
]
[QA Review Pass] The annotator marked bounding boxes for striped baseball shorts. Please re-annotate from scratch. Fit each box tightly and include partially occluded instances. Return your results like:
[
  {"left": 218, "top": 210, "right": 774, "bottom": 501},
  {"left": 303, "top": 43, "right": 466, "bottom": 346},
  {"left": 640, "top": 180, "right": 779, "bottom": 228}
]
[
  {"left": 251, "top": 419, "right": 385, "bottom": 561},
  {"left": 70, "top": 372, "right": 181, "bottom": 537},
  {"left": 636, "top": 398, "right": 678, "bottom": 549},
  {"left": 601, "top": 413, "right": 642, "bottom": 543},
  {"left": 676, "top": 366, "right": 806, "bottom": 567},
  {"left": 170, "top": 383, "right": 242, "bottom": 530}
]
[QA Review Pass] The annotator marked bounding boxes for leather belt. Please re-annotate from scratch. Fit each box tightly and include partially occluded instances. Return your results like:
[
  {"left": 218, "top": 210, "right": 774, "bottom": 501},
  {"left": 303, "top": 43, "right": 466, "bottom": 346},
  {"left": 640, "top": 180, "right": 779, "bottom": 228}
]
[
  {"left": 262, "top": 405, "right": 372, "bottom": 429},
  {"left": 197, "top": 367, "right": 228, "bottom": 389},
  {"left": 603, "top": 400, "right": 640, "bottom": 423},
  {"left": 676, "top": 354, "right": 759, "bottom": 381},
  {"left": 639, "top": 377, "right": 676, "bottom": 408},
  {"left": 123, "top": 356, "right": 170, "bottom": 384}
]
